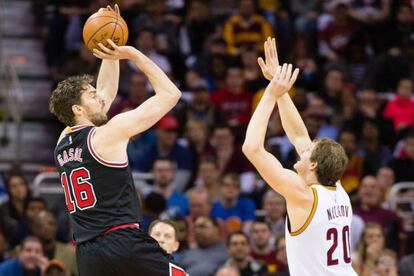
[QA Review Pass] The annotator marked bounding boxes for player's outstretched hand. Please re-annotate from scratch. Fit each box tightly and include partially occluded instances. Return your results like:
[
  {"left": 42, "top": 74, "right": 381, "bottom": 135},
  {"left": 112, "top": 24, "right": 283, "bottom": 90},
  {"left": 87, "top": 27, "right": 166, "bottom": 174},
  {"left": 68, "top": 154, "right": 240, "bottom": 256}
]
[
  {"left": 93, "top": 39, "right": 136, "bottom": 60},
  {"left": 269, "top": 63, "right": 299, "bottom": 98},
  {"left": 98, "top": 4, "right": 120, "bottom": 14},
  {"left": 258, "top": 37, "right": 280, "bottom": 81}
]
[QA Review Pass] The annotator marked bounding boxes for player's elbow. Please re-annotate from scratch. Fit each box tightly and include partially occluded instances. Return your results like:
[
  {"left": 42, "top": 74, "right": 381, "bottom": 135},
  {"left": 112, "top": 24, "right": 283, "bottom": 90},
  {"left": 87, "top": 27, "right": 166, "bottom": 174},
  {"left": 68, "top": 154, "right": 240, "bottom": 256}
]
[{"left": 242, "top": 142, "right": 259, "bottom": 157}]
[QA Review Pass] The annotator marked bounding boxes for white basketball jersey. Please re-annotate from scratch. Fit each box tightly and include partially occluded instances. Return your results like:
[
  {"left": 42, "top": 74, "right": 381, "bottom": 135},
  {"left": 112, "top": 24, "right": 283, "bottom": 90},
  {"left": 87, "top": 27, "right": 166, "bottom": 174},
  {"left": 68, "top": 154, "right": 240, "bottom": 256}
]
[{"left": 285, "top": 183, "right": 357, "bottom": 276}]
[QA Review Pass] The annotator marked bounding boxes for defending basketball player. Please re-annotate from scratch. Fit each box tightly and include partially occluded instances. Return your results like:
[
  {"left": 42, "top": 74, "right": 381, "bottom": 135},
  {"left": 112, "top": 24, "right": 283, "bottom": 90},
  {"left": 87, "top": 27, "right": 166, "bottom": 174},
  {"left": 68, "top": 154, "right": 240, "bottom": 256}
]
[
  {"left": 242, "top": 38, "right": 357, "bottom": 276},
  {"left": 49, "top": 6, "right": 186, "bottom": 276}
]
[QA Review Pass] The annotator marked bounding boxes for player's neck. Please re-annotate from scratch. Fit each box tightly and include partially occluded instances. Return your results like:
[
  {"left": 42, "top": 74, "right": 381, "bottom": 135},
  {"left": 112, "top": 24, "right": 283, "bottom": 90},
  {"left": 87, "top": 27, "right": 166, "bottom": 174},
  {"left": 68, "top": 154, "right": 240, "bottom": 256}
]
[{"left": 75, "top": 118, "right": 94, "bottom": 127}]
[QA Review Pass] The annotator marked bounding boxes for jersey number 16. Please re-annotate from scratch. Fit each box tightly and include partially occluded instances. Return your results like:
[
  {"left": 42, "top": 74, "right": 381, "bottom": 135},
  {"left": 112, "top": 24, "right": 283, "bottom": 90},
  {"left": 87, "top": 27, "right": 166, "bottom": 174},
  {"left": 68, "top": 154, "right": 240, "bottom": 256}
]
[{"left": 60, "top": 167, "right": 97, "bottom": 213}]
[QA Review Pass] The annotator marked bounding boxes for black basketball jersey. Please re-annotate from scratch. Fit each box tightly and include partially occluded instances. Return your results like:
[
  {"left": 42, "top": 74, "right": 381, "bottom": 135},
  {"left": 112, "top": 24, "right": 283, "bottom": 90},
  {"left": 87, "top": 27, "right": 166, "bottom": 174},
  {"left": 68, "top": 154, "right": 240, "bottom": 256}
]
[{"left": 54, "top": 125, "right": 142, "bottom": 243}]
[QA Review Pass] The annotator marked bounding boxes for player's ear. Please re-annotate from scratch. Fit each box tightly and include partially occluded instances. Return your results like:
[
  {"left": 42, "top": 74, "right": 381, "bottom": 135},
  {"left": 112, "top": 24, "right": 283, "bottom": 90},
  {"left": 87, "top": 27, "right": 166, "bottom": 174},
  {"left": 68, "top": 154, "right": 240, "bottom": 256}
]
[
  {"left": 72, "top": 104, "right": 83, "bottom": 116},
  {"left": 309, "top": 161, "right": 318, "bottom": 172}
]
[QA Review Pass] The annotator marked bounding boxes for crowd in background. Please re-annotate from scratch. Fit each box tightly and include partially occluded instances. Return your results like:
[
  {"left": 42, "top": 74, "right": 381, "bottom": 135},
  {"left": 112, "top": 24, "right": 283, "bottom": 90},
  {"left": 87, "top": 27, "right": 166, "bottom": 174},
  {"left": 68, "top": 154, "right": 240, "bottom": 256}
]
[{"left": 0, "top": 0, "right": 414, "bottom": 275}]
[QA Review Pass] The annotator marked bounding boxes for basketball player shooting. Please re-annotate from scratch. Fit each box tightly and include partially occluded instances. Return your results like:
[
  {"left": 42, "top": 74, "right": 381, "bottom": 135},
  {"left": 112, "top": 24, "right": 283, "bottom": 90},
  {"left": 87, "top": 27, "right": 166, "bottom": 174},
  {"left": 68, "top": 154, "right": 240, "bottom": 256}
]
[
  {"left": 49, "top": 6, "right": 186, "bottom": 276},
  {"left": 242, "top": 38, "right": 357, "bottom": 276}
]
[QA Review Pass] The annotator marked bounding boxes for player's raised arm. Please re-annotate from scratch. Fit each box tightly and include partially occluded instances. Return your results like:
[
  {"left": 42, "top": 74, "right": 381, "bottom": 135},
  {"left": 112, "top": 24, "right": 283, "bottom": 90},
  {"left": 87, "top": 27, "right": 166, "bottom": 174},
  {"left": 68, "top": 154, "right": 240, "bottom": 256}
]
[
  {"left": 95, "top": 5, "right": 120, "bottom": 112},
  {"left": 92, "top": 39, "right": 181, "bottom": 143},
  {"left": 242, "top": 64, "right": 306, "bottom": 200},
  {"left": 258, "top": 38, "right": 312, "bottom": 155}
]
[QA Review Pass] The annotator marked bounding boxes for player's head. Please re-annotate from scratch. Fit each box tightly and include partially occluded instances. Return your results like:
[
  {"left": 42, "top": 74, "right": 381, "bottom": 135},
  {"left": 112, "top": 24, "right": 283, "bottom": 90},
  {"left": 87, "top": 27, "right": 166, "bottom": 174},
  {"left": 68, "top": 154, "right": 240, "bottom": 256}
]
[
  {"left": 149, "top": 219, "right": 179, "bottom": 254},
  {"left": 49, "top": 75, "right": 108, "bottom": 127},
  {"left": 294, "top": 138, "right": 348, "bottom": 187}
]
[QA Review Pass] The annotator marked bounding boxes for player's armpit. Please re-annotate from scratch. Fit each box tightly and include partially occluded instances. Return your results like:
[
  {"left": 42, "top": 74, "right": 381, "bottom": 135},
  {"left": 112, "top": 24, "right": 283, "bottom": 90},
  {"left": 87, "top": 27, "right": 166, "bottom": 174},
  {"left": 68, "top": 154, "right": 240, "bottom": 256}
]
[{"left": 244, "top": 147, "right": 311, "bottom": 202}]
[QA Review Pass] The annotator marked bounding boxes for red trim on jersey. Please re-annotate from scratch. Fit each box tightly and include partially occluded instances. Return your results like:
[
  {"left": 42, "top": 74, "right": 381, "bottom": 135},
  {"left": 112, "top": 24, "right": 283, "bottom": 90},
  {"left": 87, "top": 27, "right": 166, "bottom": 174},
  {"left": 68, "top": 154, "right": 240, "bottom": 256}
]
[
  {"left": 101, "top": 223, "right": 140, "bottom": 236},
  {"left": 87, "top": 128, "right": 128, "bottom": 168},
  {"left": 169, "top": 263, "right": 187, "bottom": 276},
  {"left": 69, "top": 124, "right": 91, "bottom": 133}
]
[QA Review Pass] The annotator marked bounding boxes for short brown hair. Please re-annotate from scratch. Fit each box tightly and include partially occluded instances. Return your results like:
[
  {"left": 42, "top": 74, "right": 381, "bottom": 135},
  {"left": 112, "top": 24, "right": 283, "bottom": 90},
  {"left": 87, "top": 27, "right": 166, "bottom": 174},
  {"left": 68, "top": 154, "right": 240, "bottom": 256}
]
[
  {"left": 148, "top": 219, "right": 178, "bottom": 241},
  {"left": 310, "top": 138, "right": 348, "bottom": 186},
  {"left": 49, "top": 75, "right": 93, "bottom": 126}
]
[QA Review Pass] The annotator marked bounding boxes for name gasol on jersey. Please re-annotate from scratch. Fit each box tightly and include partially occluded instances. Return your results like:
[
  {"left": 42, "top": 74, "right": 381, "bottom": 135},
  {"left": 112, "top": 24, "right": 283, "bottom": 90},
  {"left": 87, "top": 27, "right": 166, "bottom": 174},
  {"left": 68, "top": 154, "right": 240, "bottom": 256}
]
[
  {"left": 57, "top": 147, "right": 83, "bottom": 166},
  {"left": 327, "top": 205, "right": 349, "bottom": 221}
]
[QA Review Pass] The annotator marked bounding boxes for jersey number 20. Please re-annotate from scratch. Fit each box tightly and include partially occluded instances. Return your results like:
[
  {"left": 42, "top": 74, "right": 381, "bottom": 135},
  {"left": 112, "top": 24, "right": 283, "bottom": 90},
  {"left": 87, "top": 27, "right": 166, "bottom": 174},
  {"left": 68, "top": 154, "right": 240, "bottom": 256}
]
[
  {"left": 327, "top": 226, "right": 351, "bottom": 266},
  {"left": 61, "top": 167, "right": 97, "bottom": 213}
]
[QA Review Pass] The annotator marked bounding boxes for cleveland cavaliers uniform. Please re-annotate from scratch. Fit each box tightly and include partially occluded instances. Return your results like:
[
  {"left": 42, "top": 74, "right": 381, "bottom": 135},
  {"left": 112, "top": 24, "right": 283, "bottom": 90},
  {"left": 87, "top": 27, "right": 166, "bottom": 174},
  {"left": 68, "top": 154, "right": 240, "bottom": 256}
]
[
  {"left": 285, "top": 183, "right": 357, "bottom": 276},
  {"left": 54, "top": 125, "right": 186, "bottom": 276}
]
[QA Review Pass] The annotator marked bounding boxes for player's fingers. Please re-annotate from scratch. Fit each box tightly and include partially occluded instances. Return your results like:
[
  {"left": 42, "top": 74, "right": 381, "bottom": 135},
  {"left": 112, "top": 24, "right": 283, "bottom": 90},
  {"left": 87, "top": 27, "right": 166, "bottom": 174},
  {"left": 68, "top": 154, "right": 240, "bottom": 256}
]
[
  {"left": 286, "top": 64, "right": 292, "bottom": 81},
  {"left": 97, "top": 43, "right": 114, "bottom": 54},
  {"left": 106, "top": 39, "right": 119, "bottom": 50},
  {"left": 114, "top": 4, "right": 120, "bottom": 14},
  {"left": 272, "top": 38, "right": 279, "bottom": 65},
  {"left": 288, "top": 68, "right": 300, "bottom": 87},
  {"left": 279, "top": 63, "right": 288, "bottom": 80},
  {"left": 264, "top": 38, "right": 270, "bottom": 63},
  {"left": 93, "top": 48, "right": 111, "bottom": 59}
]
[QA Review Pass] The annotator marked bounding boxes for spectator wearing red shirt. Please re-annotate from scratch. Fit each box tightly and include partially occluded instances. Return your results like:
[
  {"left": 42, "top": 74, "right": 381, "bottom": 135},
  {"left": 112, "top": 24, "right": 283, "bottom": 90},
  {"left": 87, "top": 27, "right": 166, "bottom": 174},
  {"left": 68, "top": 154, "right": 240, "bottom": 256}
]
[
  {"left": 211, "top": 66, "right": 253, "bottom": 139},
  {"left": 383, "top": 78, "right": 414, "bottom": 133},
  {"left": 353, "top": 176, "right": 405, "bottom": 253},
  {"left": 319, "top": 1, "right": 357, "bottom": 61}
]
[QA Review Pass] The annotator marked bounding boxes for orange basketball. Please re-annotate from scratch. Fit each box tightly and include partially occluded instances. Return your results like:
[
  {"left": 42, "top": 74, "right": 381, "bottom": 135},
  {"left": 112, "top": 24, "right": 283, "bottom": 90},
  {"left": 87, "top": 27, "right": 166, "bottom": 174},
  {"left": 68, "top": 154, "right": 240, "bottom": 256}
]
[{"left": 83, "top": 10, "right": 129, "bottom": 51}]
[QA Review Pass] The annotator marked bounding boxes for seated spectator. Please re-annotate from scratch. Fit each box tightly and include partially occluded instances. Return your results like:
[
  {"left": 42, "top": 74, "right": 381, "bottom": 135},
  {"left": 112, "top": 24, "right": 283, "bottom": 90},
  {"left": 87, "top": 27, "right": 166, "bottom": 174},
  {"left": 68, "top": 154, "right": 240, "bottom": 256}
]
[
  {"left": 186, "top": 187, "right": 213, "bottom": 247},
  {"left": 0, "top": 236, "right": 46, "bottom": 276},
  {"left": 211, "top": 66, "right": 253, "bottom": 138},
  {"left": 262, "top": 190, "right": 286, "bottom": 239},
  {"left": 399, "top": 249, "right": 414, "bottom": 276},
  {"left": 319, "top": 68, "right": 346, "bottom": 109},
  {"left": 108, "top": 72, "right": 150, "bottom": 118},
  {"left": 178, "top": 216, "right": 228, "bottom": 275},
  {"left": 339, "top": 130, "right": 364, "bottom": 194},
  {"left": 319, "top": 1, "right": 357, "bottom": 62},
  {"left": 204, "top": 125, "right": 254, "bottom": 178},
  {"left": 389, "top": 129, "right": 414, "bottom": 182},
  {"left": 353, "top": 176, "right": 404, "bottom": 253},
  {"left": 211, "top": 173, "right": 255, "bottom": 234},
  {"left": 131, "top": 115, "right": 193, "bottom": 191},
  {"left": 250, "top": 219, "right": 280, "bottom": 274},
  {"left": 149, "top": 219, "right": 180, "bottom": 255},
  {"left": 195, "top": 159, "right": 221, "bottom": 200},
  {"left": 376, "top": 167, "right": 395, "bottom": 205},
  {"left": 274, "top": 235, "right": 289, "bottom": 276},
  {"left": 43, "top": 259, "right": 67, "bottom": 276},
  {"left": 241, "top": 49, "right": 267, "bottom": 93},
  {"left": 140, "top": 192, "right": 167, "bottom": 232},
  {"left": 374, "top": 249, "right": 398, "bottom": 276},
  {"left": 32, "top": 211, "right": 77, "bottom": 276},
  {"left": 0, "top": 173, "right": 30, "bottom": 240},
  {"left": 176, "top": 79, "right": 222, "bottom": 132},
  {"left": 352, "top": 223, "right": 387, "bottom": 275},
  {"left": 151, "top": 159, "right": 189, "bottom": 218},
  {"left": 223, "top": 0, "right": 272, "bottom": 56},
  {"left": 10, "top": 198, "right": 47, "bottom": 249},
  {"left": 383, "top": 78, "right": 414, "bottom": 133},
  {"left": 224, "top": 232, "right": 266, "bottom": 276}
]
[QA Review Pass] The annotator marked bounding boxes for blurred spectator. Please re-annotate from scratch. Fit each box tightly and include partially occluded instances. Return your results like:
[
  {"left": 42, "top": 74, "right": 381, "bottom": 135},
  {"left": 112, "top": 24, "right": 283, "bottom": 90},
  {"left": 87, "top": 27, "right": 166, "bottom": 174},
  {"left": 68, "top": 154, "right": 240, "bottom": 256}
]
[
  {"left": 108, "top": 72, "right": 150, "bottom": 118},
  {"left": 385, "top": 4, "right": 414, "bottom": 50},
  {"left": 224, "top": 232, "right": 266, "bottom": 276},
  {"left": 399, "top": 249, "right": 414, "bottom": 276},
  {"left": 176, "top": 78, "right": 222, "bottom": 133},
  {"left": 376, "top": 167, "right": 395, "bottom": 203},
  {"left": 223, "top": 0, "right": 272, "bottom": 55},
  {"left": 250, "top": 219, "right": 280, "bottom": 274},
  {"left": 0, "top": 232, "right": 6, "bottom": 263},
  {"left": 290, "top": 0, "right": 319, "bottom": 35},
  {"left": 173, "top": 218, "right": 189, "bottom": 252},
  {"left": 289, "top": 38, "right": 318, "bottom": 90},
  {"left": 389, "top": 129, "right": 414, "bottom": 182},
  {"left": 32, "top": 211, "right": 77, "bottom": 276},
  {"left": 352, "top": 223, "right": 387, "bottom": 275},
  {"left": 178, "top": 216, "right": 228, "bottom": 275},
  {"left": 130, "top": 28, "right": 172, "bottom": 75},
  {"left": 339, "top": 130, "right": 364, "bottom": 193},
  {"left": 43, "top": 259, "right": 67, "bottom": 276},
  {"left": 149, "top": 219, "right": 179, "bottom": 255},
  {"left": 319, "top": 1, "right": 357, "bottom": 62},
  {"left": 353, "top": 176, "right": 404, "bottom": 252},
  {"left": 351, "top": 214, "right": 366, "bottom": 253},
  {"left": 205, "top": 125, "right": 253, "bottom": 177},
  {"left": 10, "top": 198, "right": 47, "bottom": 250},
  {"left": 211, "top": 173, "right": 255, "bottom": 234},
  {"left": 186, "top": 187, "right": 212, "bottom": 247},
  {"left": 274, "top": 235, "right": 289, "bottom": 276},
  {"left": 211, "top": 66, "right": 253, "bottom": 134},
  {"left": 383, "top": 78, "right": 414, "bottom": 133},
  {"left": 131, "top": 115, "right": 193, "bottom": 190},
  {"left": 262, "top": 190, "right": 286, "bottom": 239},
  {"left": 140, "top": 191, "right": 167, "bottom": 232},
  {"left": 320, "top": 68, "right": 346, "bottom": 109},
  {"left": 0, "top": 173, "right": 30, "bottom": 240},
  {"left": 360, "top": 120, "right": 392, "bottom": 175},
  {"left": 343, "top": 38, "right": 369, "bottom": 87},
  {"left": 0, "top": 236, "right": 46, "bottom": 276},
  {"left": 215, "top": 265, "right": 240, "bottom": 276},
  {"left": 374, "top": 249, "right": 398, "bottom": 276},
  {"left": 241, "top": 49, "right": 267, "bottom": 93},
  {"left": 195, "top": 159, "right": 221, "bottom": 199},
  {"left": 151, "top": 158, "right": 189, "bottom": 218}
]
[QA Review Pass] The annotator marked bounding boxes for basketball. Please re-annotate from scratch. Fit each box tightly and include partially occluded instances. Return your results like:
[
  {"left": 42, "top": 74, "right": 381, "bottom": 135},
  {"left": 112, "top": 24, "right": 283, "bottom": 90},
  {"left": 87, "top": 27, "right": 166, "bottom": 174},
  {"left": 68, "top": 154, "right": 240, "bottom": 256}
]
[{"left": 83, "top": 10, "right": 128, "bottom": 51}]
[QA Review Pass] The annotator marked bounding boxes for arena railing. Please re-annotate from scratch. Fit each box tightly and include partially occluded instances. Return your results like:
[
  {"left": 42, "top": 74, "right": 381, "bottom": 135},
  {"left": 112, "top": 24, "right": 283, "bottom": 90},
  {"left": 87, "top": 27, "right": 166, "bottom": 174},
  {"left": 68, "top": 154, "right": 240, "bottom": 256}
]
[{"left": 387, "top": 182, "right": 414, "bottom": 232}]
